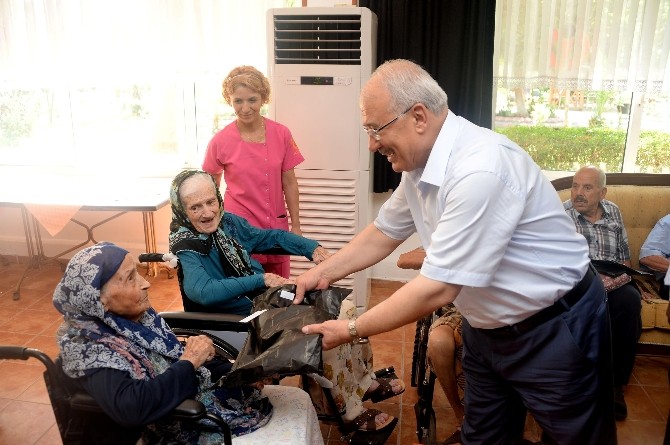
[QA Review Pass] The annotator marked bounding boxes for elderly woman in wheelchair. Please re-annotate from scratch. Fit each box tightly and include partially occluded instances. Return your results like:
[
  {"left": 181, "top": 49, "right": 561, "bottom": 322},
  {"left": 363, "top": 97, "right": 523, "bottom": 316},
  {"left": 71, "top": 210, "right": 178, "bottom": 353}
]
[
  {"left": 167, "top": 170, "right": 405, "bottom": 437},
  {"left": 53, "top": 241, "right": 320, "bottom": 444}
]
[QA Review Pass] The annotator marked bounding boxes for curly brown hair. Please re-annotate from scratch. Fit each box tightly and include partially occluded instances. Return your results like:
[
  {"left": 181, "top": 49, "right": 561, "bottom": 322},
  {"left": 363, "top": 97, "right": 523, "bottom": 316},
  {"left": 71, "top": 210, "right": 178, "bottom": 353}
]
[{"left": 221, "top": 65, "right": 271, "bottom": 106}]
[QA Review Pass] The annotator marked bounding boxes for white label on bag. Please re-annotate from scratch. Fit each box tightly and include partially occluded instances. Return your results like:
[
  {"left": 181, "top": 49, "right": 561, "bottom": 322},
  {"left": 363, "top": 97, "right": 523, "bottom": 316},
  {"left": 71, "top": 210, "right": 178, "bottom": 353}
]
[
  {"left": 280, "top": 290, "right": 295, "bottom": 301},
  {"left": 239, "top": 309, "right": 267, "bottom": 323}
]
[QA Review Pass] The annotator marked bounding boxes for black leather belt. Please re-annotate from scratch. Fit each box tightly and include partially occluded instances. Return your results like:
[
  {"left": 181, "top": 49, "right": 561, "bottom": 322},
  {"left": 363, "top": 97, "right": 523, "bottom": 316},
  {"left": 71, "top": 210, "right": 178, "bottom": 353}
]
[{"left": 483, "top": 265, "right": 596, "bottom": 337}]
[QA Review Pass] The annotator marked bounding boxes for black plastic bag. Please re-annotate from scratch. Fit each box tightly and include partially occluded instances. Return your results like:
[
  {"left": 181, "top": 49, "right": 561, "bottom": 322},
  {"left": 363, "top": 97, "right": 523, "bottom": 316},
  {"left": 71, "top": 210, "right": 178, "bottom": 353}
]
[
  {"left": 216, "top": 285, "right": 351, "bottom": 387},
  {"left": 591, "top": 259, "right": 650, "bottom": 277}
]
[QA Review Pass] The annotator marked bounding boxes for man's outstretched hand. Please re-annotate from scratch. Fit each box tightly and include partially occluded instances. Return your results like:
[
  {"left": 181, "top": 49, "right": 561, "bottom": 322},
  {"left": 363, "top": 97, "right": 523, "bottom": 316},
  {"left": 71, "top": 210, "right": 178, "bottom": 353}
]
[
  {"left": 293, "top": 270, "right": 330, "bottom": 305},
  {"left": 301, "top": 319, "right": 350, "bottom": 350}
]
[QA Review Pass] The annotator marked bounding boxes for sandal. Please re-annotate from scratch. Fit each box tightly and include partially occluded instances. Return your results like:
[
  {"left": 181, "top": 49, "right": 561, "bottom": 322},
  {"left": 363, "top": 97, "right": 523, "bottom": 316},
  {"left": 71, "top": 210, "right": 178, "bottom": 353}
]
[
  {"left": 363, "top": 368, "right": 406, "bottom": 403},
  {"left": 345, "top": 408, "right": 395, "bottom": 432}
]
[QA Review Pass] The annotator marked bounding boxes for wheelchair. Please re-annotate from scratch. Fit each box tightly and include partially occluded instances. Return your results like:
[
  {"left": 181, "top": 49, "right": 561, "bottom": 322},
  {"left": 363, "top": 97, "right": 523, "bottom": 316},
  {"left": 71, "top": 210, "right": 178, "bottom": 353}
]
[
  {"left": 411, "top": 311, "right": 440, "bottom": 445},
  {"left": 398, "top": 248, "right": 442, "bottom": 445},
  {"left": 0, "top": 335, "right": 237, "bottom": 445},
  {"left": 140, "top": 252, "right": 398, "bottom": 445}
]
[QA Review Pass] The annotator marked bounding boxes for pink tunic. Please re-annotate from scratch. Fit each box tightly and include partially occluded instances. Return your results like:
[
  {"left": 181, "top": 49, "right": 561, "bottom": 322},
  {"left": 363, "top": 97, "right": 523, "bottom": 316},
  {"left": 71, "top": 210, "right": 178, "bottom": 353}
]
[{"left": 202, "top": 118, "right": 304, "bottom": 275}]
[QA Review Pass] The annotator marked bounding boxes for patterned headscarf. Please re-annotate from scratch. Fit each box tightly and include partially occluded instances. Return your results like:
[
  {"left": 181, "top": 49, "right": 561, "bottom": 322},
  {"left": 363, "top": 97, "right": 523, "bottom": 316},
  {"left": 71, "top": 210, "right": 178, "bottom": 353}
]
[
  {"left": 53, "top": 242, "right": 184, "bottom": 380},
  {"left": 169, "top": 170, "right": 253, "bottom": 278}
]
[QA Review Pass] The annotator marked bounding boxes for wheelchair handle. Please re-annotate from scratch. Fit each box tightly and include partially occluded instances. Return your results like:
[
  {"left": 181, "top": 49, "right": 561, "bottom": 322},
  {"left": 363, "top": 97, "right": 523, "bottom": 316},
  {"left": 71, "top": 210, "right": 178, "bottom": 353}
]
[
  {"left": 139, "top": 253, "right": 178, "bottom": 268},
  {"left": 0, "top": 345, "right": 30, "bottom": 360},
  {"left": 139, "top": 253, "right": 168, "bottom": 262}
]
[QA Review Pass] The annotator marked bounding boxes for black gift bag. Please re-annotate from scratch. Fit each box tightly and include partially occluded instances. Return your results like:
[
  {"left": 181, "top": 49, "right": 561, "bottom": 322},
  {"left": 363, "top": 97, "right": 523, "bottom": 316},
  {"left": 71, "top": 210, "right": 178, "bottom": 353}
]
[{"left": 216, "top": 285, "right": 351, "bottom": 387}]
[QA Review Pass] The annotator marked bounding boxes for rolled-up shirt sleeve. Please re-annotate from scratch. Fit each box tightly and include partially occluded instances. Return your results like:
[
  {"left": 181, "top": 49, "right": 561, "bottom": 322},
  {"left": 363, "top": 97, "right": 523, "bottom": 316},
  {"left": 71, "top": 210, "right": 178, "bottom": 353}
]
[{"left": 640, "top": 216, "right": 670, "bottom": 259}]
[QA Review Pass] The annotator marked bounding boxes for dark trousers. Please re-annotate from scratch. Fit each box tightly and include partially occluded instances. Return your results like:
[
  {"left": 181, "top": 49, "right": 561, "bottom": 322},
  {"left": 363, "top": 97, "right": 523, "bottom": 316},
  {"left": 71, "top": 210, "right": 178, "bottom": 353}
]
[
  {"left": 608, "top": 282, "right": 642, "bottom": 386},
  {"left": 460, "top": 276, "right": 617, "bottom": 445}
]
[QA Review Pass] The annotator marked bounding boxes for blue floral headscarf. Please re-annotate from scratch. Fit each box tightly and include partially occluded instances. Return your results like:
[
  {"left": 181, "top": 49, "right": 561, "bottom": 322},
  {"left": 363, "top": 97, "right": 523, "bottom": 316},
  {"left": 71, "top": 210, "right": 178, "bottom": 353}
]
[
  {"left": 53, "top": 242, "right": 184, "bottom": 380},
  {"left": 53, "top": 242, "right": 272, "bottom": 441}
]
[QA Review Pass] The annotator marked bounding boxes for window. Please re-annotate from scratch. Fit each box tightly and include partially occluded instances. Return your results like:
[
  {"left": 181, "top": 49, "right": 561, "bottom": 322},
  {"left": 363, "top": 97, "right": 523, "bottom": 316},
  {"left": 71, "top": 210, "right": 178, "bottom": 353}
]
[
  {"left": 493, "top": 0, "right": 670, "bottom": 175},
  {"left": 0, "top": 0, "right": 296, "bottom": 175}
]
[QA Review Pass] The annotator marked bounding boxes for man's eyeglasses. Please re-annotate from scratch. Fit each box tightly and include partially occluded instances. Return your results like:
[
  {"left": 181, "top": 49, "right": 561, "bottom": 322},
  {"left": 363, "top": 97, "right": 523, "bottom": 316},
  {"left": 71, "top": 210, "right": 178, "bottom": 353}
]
[{"left": 363, "top": 105, "right": 414, "bottom": 141}]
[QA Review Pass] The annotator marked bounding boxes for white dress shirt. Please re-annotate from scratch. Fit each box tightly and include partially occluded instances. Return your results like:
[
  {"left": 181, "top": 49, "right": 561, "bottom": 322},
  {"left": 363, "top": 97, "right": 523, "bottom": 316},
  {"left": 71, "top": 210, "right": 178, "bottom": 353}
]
[{"left": 375, "top": 112, "right": 590, "bottom": 328}]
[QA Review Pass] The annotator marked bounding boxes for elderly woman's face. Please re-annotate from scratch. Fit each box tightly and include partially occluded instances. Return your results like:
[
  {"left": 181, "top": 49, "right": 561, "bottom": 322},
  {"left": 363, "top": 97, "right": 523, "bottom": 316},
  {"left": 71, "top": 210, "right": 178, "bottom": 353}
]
[
  {"left": 100, "top": 254, "right": 151, "bottom": 322},
  {"left": 179, "top": 175, "right": 222, "bottom": 234}
]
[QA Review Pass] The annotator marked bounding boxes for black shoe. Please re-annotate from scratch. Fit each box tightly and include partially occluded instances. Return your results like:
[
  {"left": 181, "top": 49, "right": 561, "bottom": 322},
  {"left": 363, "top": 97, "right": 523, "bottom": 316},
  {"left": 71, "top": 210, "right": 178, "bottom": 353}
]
[
  {"left": 440, "top": 429, "right": 461, "bottom": 444},
  {"left": 614, "top": 386, "right": 628, "bottom": 420}
]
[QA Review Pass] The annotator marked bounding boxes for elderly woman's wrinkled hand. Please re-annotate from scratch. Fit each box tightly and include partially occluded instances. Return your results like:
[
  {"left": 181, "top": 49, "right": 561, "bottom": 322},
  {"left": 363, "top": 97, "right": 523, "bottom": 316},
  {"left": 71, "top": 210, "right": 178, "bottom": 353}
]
[
  {"left": 180, "top": 335, "right": 215, "bottom": 369},
  {"left": 312, "top": 246, "right": 331, "bottom": 265},
  {"left": 264, "top": 273, "right": 291, "bottom": 288}
]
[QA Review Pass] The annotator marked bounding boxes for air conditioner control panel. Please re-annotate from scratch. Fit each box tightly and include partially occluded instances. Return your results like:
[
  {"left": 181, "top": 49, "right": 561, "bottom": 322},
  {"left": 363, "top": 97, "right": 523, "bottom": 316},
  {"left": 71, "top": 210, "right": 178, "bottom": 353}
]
[{"left": 283, "top": 76, "right": 352, "bottom": 86}]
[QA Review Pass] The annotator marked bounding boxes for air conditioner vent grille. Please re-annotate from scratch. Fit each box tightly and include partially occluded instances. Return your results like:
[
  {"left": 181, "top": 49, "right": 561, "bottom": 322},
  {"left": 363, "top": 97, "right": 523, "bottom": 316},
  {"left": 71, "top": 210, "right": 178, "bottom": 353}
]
[{"left": 273, "top": 14, "right": 362, "bottom": 65}]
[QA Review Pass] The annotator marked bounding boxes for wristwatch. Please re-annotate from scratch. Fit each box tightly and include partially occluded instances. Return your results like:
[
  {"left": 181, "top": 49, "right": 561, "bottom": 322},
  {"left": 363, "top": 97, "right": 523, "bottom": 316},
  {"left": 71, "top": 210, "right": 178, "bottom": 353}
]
[{"left": 348, "top": 319, "right": 359, "bottom": 339}]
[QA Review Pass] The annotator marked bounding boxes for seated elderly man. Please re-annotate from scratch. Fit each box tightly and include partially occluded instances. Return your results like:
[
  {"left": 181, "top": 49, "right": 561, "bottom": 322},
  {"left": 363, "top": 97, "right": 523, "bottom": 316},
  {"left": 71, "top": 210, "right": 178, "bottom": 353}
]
[
  {"left": 640, "top": 213, "right": 670, "bottom": 300},
  {"left": 563, "top": 165, "right": 642, "bottom": 421}
]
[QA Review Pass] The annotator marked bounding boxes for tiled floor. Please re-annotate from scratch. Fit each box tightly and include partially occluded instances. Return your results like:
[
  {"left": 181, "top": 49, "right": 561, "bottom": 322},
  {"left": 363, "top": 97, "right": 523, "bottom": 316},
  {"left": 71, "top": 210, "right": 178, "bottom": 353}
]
[{"left": 1, "top": 258, "right": 669, "bottom": 444}]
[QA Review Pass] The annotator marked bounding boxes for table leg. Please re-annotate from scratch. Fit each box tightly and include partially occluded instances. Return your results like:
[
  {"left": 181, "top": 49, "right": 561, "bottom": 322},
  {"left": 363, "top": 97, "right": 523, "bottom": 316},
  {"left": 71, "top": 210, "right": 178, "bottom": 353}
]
[
  {"left": 12, "top": 208, "right": 40, "bottom": 300},
  {"left": 142, "top": 211, "right": 171, "bottom": 278},
  {"left": 12, "top": 211, "right": 128, "bottom": 299}
]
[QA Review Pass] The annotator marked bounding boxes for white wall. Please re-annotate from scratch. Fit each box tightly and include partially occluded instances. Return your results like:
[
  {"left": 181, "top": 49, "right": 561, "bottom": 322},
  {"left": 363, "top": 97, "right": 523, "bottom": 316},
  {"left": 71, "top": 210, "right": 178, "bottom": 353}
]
[{"left": 368, "top": 191, "right": 422, "bottom": 282}]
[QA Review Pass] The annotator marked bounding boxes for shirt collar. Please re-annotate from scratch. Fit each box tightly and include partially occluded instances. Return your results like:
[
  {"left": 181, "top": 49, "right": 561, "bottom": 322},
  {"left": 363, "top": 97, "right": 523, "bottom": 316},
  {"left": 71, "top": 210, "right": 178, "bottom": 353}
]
[
  {"left": 570, "top": 200, "right": 610, "bottom": 223},
  {"left": 415, "top": 110, "right": 458, "bottom": 187}
]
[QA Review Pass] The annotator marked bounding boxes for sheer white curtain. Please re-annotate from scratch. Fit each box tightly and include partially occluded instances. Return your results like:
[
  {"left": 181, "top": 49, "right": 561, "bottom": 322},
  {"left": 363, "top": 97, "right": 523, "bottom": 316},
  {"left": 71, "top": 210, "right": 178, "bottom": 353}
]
[
  {"left": 0, "top": 0, "right": 292, "bottom": 172},
  {"left": 0, "top": 0, "right": 288, "bottom": 83},
  {"left": 494, "top": 0, "right": 670, "bottom": 92}
]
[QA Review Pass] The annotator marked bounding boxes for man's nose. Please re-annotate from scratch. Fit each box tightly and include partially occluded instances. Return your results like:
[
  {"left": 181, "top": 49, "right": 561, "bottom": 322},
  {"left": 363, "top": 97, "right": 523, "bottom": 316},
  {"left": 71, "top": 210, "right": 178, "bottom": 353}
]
[{"left": 367, "top": 136, "right": 381, "bottom": 152}]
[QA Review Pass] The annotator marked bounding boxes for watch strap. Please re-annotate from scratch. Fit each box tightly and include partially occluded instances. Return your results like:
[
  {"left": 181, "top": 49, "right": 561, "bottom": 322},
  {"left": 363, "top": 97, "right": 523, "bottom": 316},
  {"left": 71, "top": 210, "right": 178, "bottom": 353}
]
[{"left": 348, "top": 319, "right": 358, "bottom": 339}]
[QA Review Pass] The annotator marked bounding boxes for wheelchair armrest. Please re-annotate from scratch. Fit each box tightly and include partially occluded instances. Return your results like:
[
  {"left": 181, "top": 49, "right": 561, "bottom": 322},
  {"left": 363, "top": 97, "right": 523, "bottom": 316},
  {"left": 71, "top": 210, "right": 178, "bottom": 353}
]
[
  {"left": 70, "top": 391, "right": 105, "bottom": 413},
  {"left": 172, "top": 399, "right": 232, "bottom": 444},
  {"left": 159, "top": 311, "right": 249, "bottom": 332},
  {"left": 171, "top": 399, "right": 206, "bottom": 419}
]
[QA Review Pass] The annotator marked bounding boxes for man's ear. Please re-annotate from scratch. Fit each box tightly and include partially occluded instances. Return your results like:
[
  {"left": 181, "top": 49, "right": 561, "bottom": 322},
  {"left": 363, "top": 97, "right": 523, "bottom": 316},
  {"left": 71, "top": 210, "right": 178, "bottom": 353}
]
[
  {"left": 601, "top": 186, "right": 608, "bottom": 199},
  {"left": 412, "top": 104, "right": 429, "bottom": 134}
]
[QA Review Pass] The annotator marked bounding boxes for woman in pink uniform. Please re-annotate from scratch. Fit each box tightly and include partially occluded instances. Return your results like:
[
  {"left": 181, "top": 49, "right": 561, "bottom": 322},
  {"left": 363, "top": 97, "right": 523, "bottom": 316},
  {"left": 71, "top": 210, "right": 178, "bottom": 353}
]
[{"left": 202, "top": 65, "right": 303, "bottom": 278}]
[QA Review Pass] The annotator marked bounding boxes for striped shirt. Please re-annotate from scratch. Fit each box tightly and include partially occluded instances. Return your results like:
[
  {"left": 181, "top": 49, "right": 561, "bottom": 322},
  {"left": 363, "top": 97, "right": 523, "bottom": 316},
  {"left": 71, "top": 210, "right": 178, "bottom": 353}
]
[{"left": 564, "top": 199, "right": 631, "bottom": 262}]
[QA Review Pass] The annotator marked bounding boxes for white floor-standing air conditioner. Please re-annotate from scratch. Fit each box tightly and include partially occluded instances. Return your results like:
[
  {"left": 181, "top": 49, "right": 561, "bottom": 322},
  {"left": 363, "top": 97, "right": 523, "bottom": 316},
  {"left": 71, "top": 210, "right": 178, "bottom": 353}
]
[{"left": 266, "top": 7, "right": 377, "bottom": 310}]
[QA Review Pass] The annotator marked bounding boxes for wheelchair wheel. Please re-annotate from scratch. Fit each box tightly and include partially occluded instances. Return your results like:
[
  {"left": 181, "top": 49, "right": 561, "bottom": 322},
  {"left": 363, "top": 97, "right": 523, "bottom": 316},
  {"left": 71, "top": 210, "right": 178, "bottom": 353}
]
[
  {"left": 412, "top": 314, "right": 439, "bottom": 444},
  {"left": 411, "top": 315, "right": 432, "bottom": 387},
  {"left": 172, "top": 328, "right": 239, "bottom": 361},
  {"left": 414, "top": 371, "right": 438, "bottom": 444},
  {"left": 419, "top": 410, "right": 436, "bottom": 444}
]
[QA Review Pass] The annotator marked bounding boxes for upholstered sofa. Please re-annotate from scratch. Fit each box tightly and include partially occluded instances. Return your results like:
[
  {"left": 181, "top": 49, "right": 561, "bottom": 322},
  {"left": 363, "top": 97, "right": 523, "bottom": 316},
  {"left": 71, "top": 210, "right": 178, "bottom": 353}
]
[{"left": 552, "top": 173, "right": 670, "bottom": 354}]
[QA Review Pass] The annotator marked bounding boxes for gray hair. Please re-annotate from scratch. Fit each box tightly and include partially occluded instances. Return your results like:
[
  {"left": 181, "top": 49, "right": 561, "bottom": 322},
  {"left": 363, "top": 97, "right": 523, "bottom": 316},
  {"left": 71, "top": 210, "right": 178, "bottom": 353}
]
[
  {"left": 580, "top": 165, "right": 607, "bottom": 187},
  {"left": 369, "top": 59, "right": 449, "bottom": 115}
]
